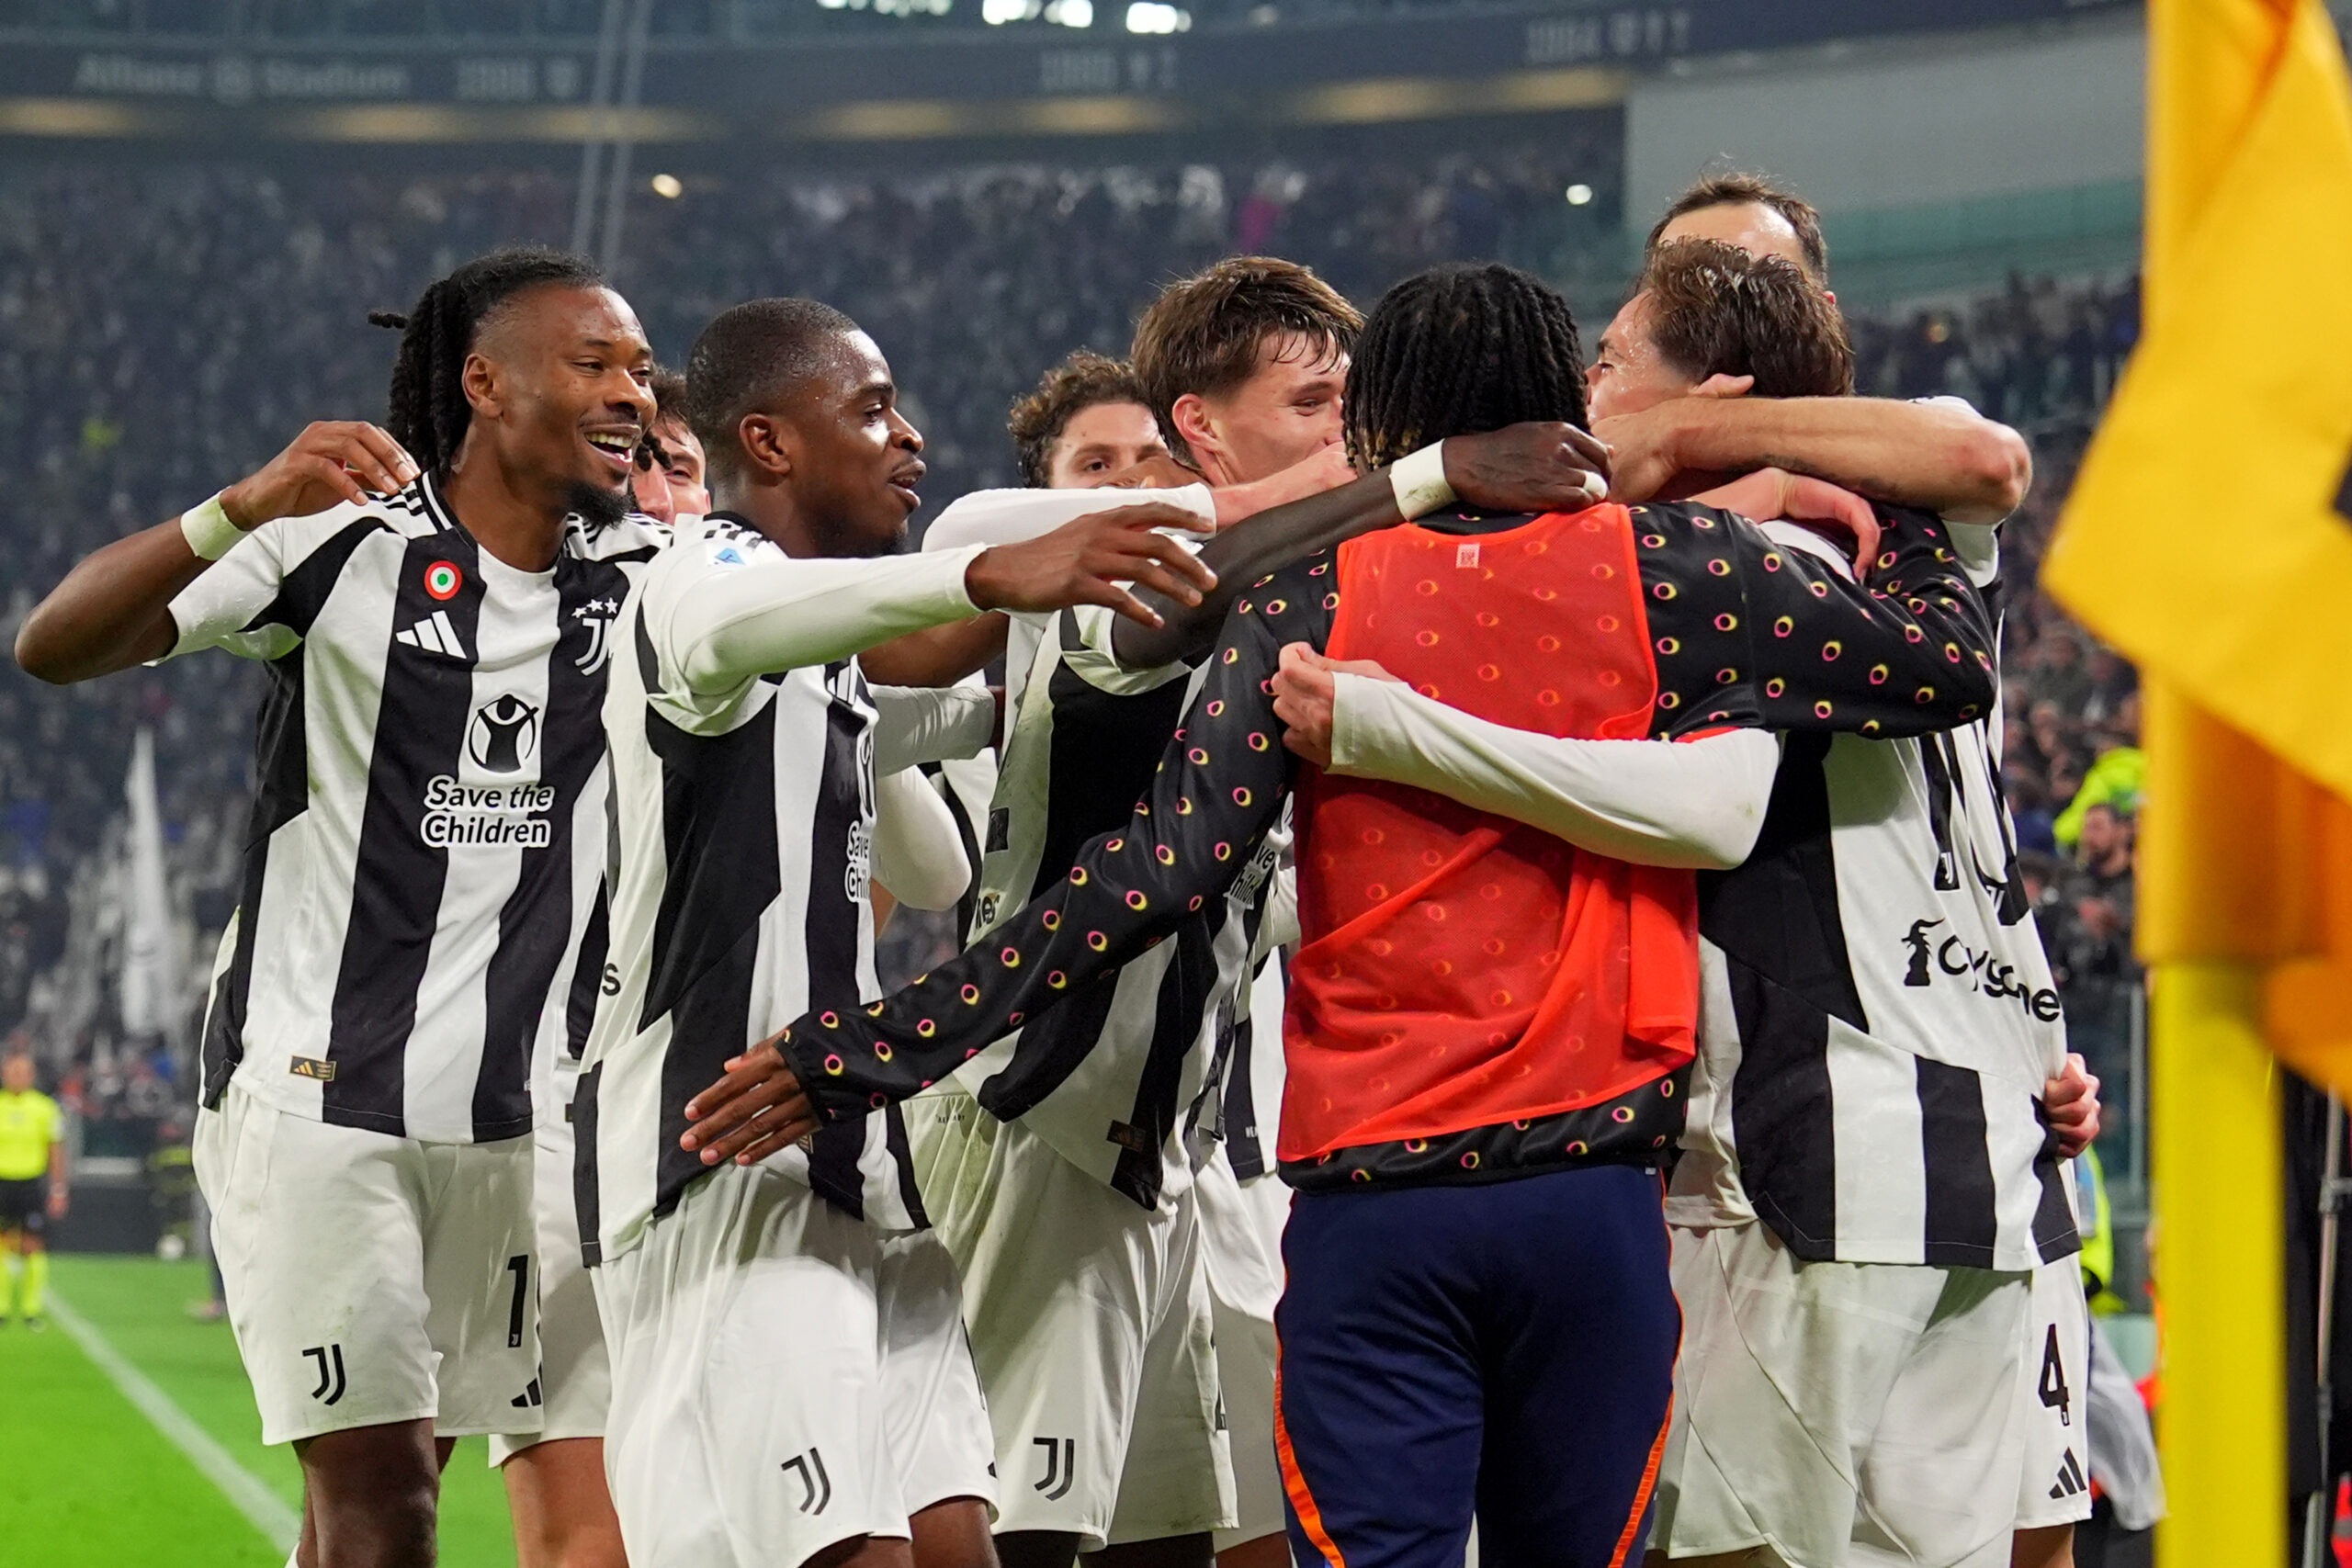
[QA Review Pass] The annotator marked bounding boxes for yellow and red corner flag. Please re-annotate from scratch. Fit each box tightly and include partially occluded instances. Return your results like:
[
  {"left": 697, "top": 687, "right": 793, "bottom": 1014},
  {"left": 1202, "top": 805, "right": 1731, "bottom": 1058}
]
[{"left": 2041, "top": 0, "right": 2352, "bottom": 1559}]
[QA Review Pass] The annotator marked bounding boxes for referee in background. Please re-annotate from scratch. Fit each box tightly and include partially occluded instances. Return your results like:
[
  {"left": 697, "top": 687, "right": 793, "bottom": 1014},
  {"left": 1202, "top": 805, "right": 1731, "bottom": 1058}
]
[{"left": 0, "top": 1047, "right": 68, "bottom": 1329}]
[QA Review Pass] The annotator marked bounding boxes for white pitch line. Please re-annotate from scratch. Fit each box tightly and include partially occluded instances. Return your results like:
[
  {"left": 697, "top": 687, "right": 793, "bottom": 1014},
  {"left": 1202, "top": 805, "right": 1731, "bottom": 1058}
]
[{"left": 48, "top": 1289, "right": 300, "bottom": 1554}]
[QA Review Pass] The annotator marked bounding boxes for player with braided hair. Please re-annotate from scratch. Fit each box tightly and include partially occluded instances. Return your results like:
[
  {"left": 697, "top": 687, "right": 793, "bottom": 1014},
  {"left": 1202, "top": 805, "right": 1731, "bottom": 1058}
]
[
  {"left": 368, "top": 247, "right": 611, "bottom": 487},
  {"left": 17, "top": 246, "right": 668, "bottom": 1568},
  {"left": 1339, "top": 261, "right": 1589, "bottom": 474}
]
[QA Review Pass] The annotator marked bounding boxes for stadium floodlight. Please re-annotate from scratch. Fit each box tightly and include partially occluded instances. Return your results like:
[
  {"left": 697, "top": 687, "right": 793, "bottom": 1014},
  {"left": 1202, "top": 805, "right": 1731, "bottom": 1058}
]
[
  {"left": 1045, "top": 0, "right": 1092, "bottom": 25},
  {"left": 1566, "top": 183, "right": 1594, "bottom": 206},
  {"left": 1125, "top": 0, "right": 1189, "bottom": 29},
  {"left": 983, "top": 0, "right": 1034, "bottom": 20},
  {"left": 650, "top": 173, "right": 684, "bottom": 198}
]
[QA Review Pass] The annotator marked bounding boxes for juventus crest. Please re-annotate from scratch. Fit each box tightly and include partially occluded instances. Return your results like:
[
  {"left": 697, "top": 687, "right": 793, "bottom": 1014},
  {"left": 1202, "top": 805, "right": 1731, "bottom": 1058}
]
[{"left": 573, "top": 595, "right": 622, "bottom": 675}]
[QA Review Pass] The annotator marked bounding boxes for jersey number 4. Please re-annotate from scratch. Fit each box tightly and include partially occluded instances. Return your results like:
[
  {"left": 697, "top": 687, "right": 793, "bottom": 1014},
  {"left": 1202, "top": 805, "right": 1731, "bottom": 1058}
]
[{"left": 2038, "top": 1324, "right": 2073, "bottom": 1427}]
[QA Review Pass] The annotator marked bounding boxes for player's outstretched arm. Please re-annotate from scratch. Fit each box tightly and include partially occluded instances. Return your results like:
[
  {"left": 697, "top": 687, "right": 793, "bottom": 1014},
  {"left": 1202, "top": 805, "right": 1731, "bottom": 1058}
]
[
  {"left": 680, "top": 577, "right": 1324, "bottom": 1166},
  {"left": 1114, "top": 423, "right": 1611, "bottom": 670},
  {"left": 967, "top": 502, "right": 1218, "bottom": 627},
  {"left": 1603, "top": 393, "right": 2030, "bottom": 525},
  {"left": 658, "top": 506, "right": 1218, "bottom": 695},
  {"left": 16, "top": 421, "right": 415, "bottom": 683}
]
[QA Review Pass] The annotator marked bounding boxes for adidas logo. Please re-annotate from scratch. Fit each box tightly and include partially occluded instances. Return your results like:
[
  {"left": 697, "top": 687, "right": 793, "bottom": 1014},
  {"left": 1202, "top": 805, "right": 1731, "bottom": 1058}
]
[
  {"left": 397, "top": 610, "right": 468, "bottom": 659},
  {"left": 2047, "top": 1449, "right": 2086, "bottom": 1500},
  {"left": 510, "top": 1375, "right": 544, "bottom": 1409}
]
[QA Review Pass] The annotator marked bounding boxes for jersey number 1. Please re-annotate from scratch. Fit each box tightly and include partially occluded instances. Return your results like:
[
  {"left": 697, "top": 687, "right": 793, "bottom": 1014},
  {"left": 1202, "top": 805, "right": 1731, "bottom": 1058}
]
[{"left": 506, "top": 1255, "right": 530, "bottom": 1349}]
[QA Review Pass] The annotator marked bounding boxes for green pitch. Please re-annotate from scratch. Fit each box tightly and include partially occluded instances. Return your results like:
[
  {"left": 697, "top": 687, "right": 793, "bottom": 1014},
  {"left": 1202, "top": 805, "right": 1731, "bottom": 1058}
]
[{"left": 0, "top": 1256, "right": 519, "bottom": 1566}]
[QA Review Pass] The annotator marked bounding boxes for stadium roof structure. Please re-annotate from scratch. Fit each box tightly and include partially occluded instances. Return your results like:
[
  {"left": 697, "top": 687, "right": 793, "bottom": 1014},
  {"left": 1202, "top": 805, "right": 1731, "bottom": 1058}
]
[{"left": 0, "top": 0, "right": 2132, "bottom": 146}]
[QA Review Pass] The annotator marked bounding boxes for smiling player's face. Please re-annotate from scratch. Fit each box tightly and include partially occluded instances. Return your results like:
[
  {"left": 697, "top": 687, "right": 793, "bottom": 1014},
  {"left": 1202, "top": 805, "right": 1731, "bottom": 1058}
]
[
  {"left": 474, "top": 285, "right": 656, "bottom": 520},
  {"left": 1196, "top": 332, "right": 1347, "bottom": 486}
]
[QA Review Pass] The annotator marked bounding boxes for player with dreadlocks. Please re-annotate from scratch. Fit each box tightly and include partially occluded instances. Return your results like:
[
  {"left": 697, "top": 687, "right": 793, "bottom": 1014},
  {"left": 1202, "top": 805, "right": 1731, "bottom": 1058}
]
[
  {"left": 18, "top": 245, "right": 669, "bottom": 1568},
  {"left": 682, "top": 259, "right": 2005, "bottom": 1567}
]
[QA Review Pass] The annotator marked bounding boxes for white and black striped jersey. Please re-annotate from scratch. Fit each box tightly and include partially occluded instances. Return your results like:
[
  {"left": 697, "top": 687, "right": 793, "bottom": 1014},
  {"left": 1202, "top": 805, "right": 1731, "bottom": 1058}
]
[
  {"left": 175, "top": 473, "right": 664, "bottom": 1145},
  {"left": 576, "top": 514, "right": 994, "bottom": 1265},
  {"left": 1669, "top": 520, "right": 2078, "bottom": 1271},
  {"left": 1192, "top": 891, "right": 1294, "bottom": 1182},
  {"left": 954, "top": 602, "right": 1289, "bottom": 1211}
]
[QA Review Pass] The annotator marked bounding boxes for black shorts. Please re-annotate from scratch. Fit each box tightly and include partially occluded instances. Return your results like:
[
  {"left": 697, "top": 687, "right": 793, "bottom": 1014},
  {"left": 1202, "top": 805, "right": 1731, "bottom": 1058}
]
[{"left": 0, "top": 1178, "right": 46, "bottom": 1235}]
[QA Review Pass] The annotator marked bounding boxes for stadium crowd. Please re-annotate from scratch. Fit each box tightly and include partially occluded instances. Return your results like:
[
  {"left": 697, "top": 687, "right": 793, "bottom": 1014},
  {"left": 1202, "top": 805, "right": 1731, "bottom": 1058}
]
[{"left": 0, "top": 155, "right": 2139, "bottom": 1158}]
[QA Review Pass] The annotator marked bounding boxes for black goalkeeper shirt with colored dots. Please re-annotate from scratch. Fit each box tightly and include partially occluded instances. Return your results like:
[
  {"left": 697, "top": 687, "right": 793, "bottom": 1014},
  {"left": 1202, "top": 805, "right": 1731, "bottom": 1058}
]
[{"left": 777, "top": 501, "right": 1998, "bottom": 1192}]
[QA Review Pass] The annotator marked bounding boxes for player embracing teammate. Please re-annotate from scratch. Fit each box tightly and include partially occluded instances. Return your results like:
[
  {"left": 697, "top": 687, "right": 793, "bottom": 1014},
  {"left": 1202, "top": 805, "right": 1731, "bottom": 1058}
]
[
  {"left": 1268, "top": 185, "right": 2104, "bottom": 1568},
  {"left": 19, "top": 179, "right": 2109, "bottom": 1568},
  {"left": 688, "top": 244, "right": 2080, "bottom": 1568}
]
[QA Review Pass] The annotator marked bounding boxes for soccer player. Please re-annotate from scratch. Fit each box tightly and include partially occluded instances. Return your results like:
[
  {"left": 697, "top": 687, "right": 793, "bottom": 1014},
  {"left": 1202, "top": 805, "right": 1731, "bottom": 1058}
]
[
  {"left": 573, "top": 296, "right": 1222, "bottom": 1568},
  {"left": 1284, "top": 240, "right": 2094, "bottom": 1568},
  {"left": 889, "top": 265, "right": 1607, "bottom": 1568},
  {"left": 903, "top": 337, "right": 1277, "bottom": 1568},
  {"left": 0, "top": 1049, "right": 66, "bottom": 1328},
  {"left": 491, "top": 360, "right": 707, "bottom": 1568},
  {"left": 631, "top": 367, "right": 712, "bottom": 526},
  {"left": 1632, "top": 184, "right": 2098, "bottom": 1568},
  {"left": 489, "top": 362, "right": 709, "bottom": 1568},
  {"left": 16, "top": 246, "right": 668, "bottom": 1568},
  {"left": 685, "top": 260, "right": 2002, "bottom": 1568}
]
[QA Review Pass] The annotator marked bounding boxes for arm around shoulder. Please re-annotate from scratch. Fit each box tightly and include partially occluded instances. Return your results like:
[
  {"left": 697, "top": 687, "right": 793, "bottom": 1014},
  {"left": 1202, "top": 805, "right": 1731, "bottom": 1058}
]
[{"left": 1623, "top": 395, "right": 2030, "bottom": 525}]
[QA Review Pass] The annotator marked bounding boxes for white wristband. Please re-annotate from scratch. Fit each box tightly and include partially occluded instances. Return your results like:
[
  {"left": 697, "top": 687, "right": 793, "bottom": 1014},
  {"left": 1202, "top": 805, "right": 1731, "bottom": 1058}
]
[
  {"left": 1389, "top": 442, "right": 1456, "bottom": 521},
  {"left": 181, "top": 494, "right": 247, "bottom": 561}
]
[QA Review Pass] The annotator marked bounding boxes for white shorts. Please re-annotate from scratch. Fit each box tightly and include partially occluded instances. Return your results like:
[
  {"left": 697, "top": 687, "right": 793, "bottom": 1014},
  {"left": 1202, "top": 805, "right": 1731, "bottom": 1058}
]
[
  {"left": 1192, "top": 1141, "right": 1290, "bottom": 1551},
  {"left": 490, "top": 1111, "right": 611, "bottom": 1465},
  {"left": 594, "top": 1162, "right": 994, "bottom": 1568},
  {"left": 195, "top": 1083, "right": 541, "bottom": 1447},
  {"left": 2012, "top": 1256, "right": 2094, "bottom": 1529},
  {"left": 909, "top": 1091, "right": 1234, "bottom": 1551},
  {"left": 1653, "top": 1222, "right": 2032, "bottom": 1568}
]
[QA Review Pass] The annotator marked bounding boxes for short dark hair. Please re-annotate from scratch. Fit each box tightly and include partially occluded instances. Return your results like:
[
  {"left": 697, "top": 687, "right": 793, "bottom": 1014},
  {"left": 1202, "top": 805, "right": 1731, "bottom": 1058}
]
[
  {"left": 683, "top": 298, "right": 861, "bottom": 482},
  {"left": 638, "top": 366, "right": 690, "bottom": 474},
  {"left": 1007, "top": 352, "right": 1152, "bottom": 489},
  {"left": 650, "top": 366, "right": 689, "bottom": 429},
  {"left": 1344, "top": 262, "right": 1585, "bottom": 471},
  {"left": 1645, "top": 171, "right": 1829, "bottom": 283},
  {"left": 1639, "top": 240, "right": 1853, "bottom": 399},
  {"left": 1130, "top": 257, "right": 1361, "bottom": 465}
]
